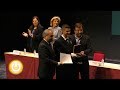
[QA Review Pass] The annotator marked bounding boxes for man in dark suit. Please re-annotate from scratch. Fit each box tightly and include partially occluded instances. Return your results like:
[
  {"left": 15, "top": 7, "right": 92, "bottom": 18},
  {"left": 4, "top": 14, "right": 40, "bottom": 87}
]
[
  {"left": 38, "top": 29, "right": 62, "bottom": 80},
  {"left": 53, "top": 24, "right": 76, "bottom": 80},
  {"left": 70, "top": 22, "right": 92, "bottom": 79}
]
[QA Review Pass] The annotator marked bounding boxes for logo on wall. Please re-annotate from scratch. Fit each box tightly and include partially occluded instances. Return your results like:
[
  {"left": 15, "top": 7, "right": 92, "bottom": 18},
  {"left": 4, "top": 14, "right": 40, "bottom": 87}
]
[{"left": 9, "top": 60, "right": 23, "bottom": 75}]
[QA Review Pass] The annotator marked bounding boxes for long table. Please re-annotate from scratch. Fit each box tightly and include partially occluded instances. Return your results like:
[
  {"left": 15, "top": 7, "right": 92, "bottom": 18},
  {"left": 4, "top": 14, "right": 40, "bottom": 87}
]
[
  {"left": 89, "top": 60, "right": 120, "bottom": 79},
  {"left": 4, "top": 51, "right": 39, "bottom": 79},
  {"left": 4, "top": 51, "right": 120, "bottom": 79}
]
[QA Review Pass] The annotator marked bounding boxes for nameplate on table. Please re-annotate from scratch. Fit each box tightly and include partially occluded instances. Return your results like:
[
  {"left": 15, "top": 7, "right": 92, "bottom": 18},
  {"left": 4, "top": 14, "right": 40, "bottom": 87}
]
[{"left": 13, "top": 50, "right": 21, "bottom": 55}]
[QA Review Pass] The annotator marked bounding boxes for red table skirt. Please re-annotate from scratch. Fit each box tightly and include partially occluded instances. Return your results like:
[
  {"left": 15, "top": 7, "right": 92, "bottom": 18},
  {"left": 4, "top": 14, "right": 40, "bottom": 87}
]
[{"left": 5, "top": 54, "right": 120, "bottom": 79}]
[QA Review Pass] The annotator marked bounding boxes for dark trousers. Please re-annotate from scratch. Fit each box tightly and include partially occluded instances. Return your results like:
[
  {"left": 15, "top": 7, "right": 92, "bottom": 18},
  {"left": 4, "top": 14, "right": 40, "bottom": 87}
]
[
  {"left": 39, "top": 75, "right": 54, "bottom": 80},
  {"left": 74, "top": 61, "right": 89, "bottom": 79},
  {"left": 56, "top": 64, "right": 77, "bottom": 80},
  {"left": 39, "top": 77, "right": 53, "bottom": 80}
]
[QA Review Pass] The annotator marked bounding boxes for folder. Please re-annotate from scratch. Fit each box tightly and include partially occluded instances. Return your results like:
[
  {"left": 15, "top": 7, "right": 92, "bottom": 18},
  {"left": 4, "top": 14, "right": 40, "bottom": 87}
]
[{"left": 73, "top": 44, "right": 81, "bottom": 53}]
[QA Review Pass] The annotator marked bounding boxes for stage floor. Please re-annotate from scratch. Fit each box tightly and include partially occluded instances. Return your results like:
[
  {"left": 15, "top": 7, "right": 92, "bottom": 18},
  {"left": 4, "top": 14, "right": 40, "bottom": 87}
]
[{"left": 0, "top": 60, "right": 6, "bottom": 79}]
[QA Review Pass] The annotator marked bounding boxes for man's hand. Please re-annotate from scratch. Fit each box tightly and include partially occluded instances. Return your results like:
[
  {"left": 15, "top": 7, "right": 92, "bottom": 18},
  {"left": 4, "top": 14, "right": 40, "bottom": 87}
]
[
  {"left": 76, "top": 51, "right": 86, "bottom": 57},
  {"left": 80, "top": 51, "right": 85, "bottom": 56},
  {"left": 71, "top": 53, "right": 77, "bottom": 57},
  {"left": 58, "top": 62, "right": 64, "bottom": 65}
]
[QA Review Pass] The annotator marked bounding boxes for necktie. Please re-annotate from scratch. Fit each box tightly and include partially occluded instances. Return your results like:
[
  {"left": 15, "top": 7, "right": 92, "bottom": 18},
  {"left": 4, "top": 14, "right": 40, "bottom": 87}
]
[
  {"left": 66, "top": 39, "right": 70, "bottom": 44},
  {"left": 49, "top": 43, "right": 53, "bottom": 50}
]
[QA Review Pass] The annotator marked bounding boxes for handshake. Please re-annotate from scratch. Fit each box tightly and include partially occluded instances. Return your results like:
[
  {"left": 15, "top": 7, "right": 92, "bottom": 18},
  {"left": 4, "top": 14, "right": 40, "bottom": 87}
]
[{"left": 71, "top": 51, "right": 86, "bottom": 57}]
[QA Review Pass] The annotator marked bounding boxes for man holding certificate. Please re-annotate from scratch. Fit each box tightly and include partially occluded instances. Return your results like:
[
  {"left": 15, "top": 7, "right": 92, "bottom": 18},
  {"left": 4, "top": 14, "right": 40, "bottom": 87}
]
[
  {"left": 70, "top": 22, "right": 92, "bottom": 79},
  {"left": 53, "top": 24, "right": 76, "bottom": 80}
]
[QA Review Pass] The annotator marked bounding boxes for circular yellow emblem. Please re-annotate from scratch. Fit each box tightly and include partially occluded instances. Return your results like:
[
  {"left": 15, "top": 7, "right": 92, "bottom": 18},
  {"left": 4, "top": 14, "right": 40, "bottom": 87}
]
[{"left": 9, "top": 60, "right": 23, "bottom": 75}]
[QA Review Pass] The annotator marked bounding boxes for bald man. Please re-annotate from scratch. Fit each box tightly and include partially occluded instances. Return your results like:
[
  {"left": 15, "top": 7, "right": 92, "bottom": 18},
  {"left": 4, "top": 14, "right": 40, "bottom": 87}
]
[{"left": 38, "top": 29, "right": 61, "bottom": 79}]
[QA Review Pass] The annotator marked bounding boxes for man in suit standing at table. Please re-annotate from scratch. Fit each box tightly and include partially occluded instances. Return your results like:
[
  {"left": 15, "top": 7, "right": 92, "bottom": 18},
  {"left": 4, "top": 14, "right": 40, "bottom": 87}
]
[
  {"left": 38, "top": 29, "right": 62, "bottom": 80},
  {"left": 70, "top": 22, "right": 92, "bottom": 79}
]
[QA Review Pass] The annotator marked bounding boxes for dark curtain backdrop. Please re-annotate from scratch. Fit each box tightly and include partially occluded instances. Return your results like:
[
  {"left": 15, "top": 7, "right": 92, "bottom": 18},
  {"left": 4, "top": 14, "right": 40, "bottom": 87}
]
[{"left": 1, "top": 11, "right": 120, "bottom": 63}]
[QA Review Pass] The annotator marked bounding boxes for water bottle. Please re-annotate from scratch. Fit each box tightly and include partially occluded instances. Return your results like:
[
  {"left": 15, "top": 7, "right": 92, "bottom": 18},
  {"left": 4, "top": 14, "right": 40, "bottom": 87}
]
[
  {"left": 99, "top": 59, "right": 104, "bottom": 66},
  {"left": 24, "top": 48, "right": 26, "bottom": 55},
  {"left": 33, "top": 50, "right": 36, "bottom": 56},
  {"left": 101, "top": 59, "right": 104, "bottom": 66}
]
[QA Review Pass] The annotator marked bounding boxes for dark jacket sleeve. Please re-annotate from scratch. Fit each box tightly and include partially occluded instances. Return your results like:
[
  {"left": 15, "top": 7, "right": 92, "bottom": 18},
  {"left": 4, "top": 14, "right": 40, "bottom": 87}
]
[
  {"left": 84, "top": 36, "right": 92, "bottom": 55},
  {"left": 38, "top": 44, "right": 58, "bottom": 65},
  {"left": 53, "top": 40, "right": 61, "bottom": 62}
]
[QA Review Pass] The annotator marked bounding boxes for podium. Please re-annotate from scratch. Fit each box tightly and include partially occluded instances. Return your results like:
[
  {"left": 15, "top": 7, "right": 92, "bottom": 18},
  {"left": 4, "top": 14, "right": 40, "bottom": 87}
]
[{"left": 4, "top": 51, "right": 39, "bottom": 79}]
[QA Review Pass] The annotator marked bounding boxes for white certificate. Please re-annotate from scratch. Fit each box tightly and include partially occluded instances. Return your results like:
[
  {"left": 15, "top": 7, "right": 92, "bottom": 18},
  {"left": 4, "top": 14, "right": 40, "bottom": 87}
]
[{"left": 60, "top": 53, "right": 73, "bottom": 64}]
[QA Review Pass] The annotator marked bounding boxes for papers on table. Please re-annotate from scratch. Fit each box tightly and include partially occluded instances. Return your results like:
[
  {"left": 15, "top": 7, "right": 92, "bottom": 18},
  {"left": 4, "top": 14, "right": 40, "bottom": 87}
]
[
  {"left": 13, "top": 50, "right": 21, "bottom": 55},
  {"left": 60, "top": 53, "right": 73, "bottom": 64},
  {"left": 12, "top": 50, "right": 38, "bottom": 58}
]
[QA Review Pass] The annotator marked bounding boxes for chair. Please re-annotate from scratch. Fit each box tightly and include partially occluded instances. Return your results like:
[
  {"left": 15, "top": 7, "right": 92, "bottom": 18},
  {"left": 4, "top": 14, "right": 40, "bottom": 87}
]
[{"left": 93, "top": 51, "right": 105, "bottom": 62}]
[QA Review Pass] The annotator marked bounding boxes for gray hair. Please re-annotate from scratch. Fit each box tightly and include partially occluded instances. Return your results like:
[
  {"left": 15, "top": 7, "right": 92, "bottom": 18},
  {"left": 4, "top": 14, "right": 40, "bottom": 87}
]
[{"left": 42, "top": 29, "right": 52, "bottom": 38}]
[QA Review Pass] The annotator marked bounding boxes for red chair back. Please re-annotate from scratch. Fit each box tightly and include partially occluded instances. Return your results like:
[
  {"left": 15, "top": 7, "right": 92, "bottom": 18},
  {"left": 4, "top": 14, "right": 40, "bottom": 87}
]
[{"left": 93, "top": 51, "right": 105, "bottom": 61}]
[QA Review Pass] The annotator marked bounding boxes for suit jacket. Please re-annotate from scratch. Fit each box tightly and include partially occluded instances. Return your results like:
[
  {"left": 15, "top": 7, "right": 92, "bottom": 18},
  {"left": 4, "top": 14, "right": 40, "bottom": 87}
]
[
  {"left": 38, "top": 40, "right": 58, "bottom": 79},
  {"left": 53, "top": 36, "right": 73, "bottom": 61},
  {"left": 69, "top": 34, "right": 92, "bottom": 62}
]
